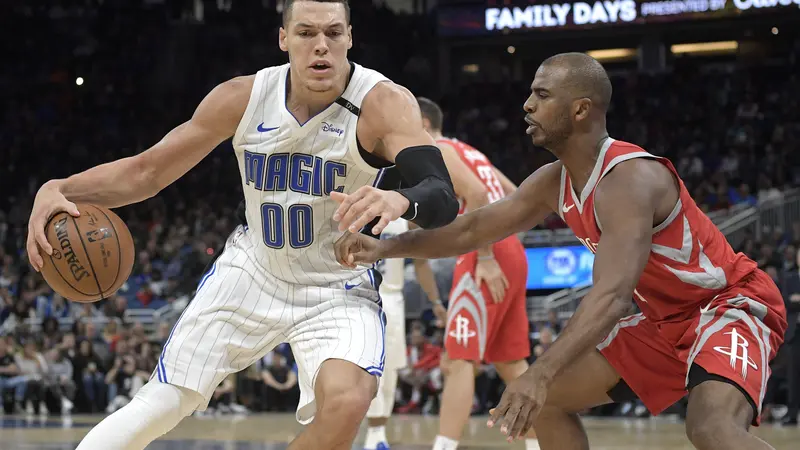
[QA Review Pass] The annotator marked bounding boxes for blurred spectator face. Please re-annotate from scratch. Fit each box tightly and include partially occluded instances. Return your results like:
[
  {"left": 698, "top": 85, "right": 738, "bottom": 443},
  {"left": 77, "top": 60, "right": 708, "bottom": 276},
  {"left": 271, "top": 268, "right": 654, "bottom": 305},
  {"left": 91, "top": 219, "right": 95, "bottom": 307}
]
[
  {"left": 796, "top": 246, "right": 800, "bottom": 269},
  {"left": 765, "top": 266, "right": 779, "bottom": 283},
  {"left": 43, "top": 317, "right": 59, "bottom": 335},
  {"left": 410, "top": 328, "right": 425, "bottom": 347},
  {"left": 79, "top": 340, "right": 92, "bottom": 356},
  {"left": 116, "top": 339, "right": 129, "bottom": 355},
  {"left": 116, "top": 295, "right": 127, "bottom": 310},
  {"left": 0, "top": 338, "right": 7, "bottom": 356},
  {"left": 62, "top": 333, "right": 76, "bottom": 349},
  {"left": 132, "top": 321, "right": 145, "bottom": 337},
  {"left": 139, "top": 341, "right": 151, "bottom": 357},
  {"left": 157, "top": 321, "right": 171, "bottom": 341},
  {"left": 22, "top": 340, "right": 37, "bottom": 357},
  {"left": 540, "top": 327, "right": 554, "bottom": 345},
  {"left": 279, "top": 1, "right": 352, "bottom": 94},
  {"left": 85, "top": 321, "right": 96, "bottom": 338},
  {"left": 547, "top": 310, "right": 558, "bottom": 323},
  {"left": 104, "top": 321, "right": 118, "bottom": 336}
]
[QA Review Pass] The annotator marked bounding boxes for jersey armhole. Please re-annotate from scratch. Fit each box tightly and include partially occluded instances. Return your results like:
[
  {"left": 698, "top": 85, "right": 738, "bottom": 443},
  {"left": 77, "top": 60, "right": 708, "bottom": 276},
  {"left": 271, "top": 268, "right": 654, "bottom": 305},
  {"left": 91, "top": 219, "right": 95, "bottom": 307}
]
[
  {"left": 232, "top": 69, "right": 267, "bottom": 148},
  {"left": 592, "top": 153, "right": 681, "bottom": 233},
  {"left": 557, "top": 166, "right": 567, "bottom": 221}
]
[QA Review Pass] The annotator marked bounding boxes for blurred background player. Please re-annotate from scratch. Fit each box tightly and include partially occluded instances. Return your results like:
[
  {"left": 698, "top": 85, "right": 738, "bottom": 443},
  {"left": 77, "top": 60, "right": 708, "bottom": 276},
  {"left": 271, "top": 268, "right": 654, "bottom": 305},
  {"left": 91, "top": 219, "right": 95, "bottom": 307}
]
[
  {"left": 363, "top": 218, "right": 444, "bottom": 450},
  {"left": 416, "top": 98, "right": 538, "bottom": 450}
]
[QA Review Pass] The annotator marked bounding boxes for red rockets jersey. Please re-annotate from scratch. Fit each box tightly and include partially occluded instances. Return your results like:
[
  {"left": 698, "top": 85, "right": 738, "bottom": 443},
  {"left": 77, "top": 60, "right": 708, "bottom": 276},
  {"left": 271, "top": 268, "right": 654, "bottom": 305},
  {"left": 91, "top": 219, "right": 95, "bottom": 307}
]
[
  {"left": 437, "top": 138, "right": 505, "bottom": 214},
  {"left": 558, "top": 138, "right": 767, "bottom": 337}
]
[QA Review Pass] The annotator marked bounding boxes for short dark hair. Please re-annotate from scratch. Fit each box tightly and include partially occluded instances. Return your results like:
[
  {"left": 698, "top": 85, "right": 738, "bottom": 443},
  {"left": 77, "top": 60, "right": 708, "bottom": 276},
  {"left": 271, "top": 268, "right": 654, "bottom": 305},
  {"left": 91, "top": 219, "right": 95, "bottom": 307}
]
[
  {"left": 541, "top": 52, "right": 613, "bottom": 111},
  {"left": 416, "top": 97, "right": 444, "bottom": 132},
  {"left": 283, "top": 0, "right": 350, "bottom": 26}
]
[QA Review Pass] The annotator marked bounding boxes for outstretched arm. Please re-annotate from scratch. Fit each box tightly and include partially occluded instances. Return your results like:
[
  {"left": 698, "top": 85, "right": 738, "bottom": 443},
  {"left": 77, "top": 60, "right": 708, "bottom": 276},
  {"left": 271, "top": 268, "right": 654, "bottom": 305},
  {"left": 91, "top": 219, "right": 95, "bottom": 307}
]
[
  {"left": 49, "top": 77, "right": 250, "bottom": 207},
  {"left": 332, "top": 83, "right": 458, "bottom": 234},
  {"left": 27, "top": 76, "right": 252, "bottom": 270},
  {"left": 334, "top": 162, "right": 560, "bottom": 267},
  {"left": 488, "top": 158, "right": 672, "bottom": 439}
]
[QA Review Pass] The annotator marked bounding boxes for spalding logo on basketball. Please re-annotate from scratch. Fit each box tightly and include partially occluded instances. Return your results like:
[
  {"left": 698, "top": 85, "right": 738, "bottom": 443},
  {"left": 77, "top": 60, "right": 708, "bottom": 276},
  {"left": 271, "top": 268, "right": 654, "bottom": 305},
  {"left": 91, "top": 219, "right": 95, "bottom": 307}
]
[
  {"left": 546, "top": 248, "right": 577, "bottom": 276},
  {"left": 40, "top": 204, "right": 135, "bottom": 303}
]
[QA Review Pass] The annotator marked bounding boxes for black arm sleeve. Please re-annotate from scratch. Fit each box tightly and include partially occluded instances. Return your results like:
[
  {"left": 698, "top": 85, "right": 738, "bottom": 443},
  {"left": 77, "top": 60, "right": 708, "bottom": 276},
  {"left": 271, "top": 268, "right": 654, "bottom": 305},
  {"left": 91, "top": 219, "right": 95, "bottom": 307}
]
[{"left": 393, "top": 145, "right": 459, "bottom": 229}]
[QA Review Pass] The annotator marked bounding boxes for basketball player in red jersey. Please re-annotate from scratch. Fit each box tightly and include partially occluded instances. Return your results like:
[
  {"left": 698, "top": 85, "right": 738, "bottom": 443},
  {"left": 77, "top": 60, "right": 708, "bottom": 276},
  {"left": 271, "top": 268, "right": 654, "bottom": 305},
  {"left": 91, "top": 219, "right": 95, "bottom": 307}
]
[
  {"left": 415, "top": 98, "right": 536, "bottom": 450},
  {"left": 335, "top": 53, "right": 788, "bottom": 450}
]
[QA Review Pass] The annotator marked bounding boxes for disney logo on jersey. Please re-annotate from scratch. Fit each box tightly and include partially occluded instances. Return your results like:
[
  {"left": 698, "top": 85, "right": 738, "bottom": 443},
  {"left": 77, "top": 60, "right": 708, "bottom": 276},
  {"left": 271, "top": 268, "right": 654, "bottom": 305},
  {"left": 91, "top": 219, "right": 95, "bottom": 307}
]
[{"left": 321, "top": 122, "right": 344, "bottom": 137}]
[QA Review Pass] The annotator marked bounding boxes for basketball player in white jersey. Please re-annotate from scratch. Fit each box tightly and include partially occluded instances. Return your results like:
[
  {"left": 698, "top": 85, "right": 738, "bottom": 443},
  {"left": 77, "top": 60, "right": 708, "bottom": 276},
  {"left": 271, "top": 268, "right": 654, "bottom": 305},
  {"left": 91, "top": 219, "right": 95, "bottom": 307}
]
[
  {"left": 25, "top": 1, "right": 458, "bottom": 448},
  {"left": 363, "top": 218, "right": 444, "bottom": 450}
]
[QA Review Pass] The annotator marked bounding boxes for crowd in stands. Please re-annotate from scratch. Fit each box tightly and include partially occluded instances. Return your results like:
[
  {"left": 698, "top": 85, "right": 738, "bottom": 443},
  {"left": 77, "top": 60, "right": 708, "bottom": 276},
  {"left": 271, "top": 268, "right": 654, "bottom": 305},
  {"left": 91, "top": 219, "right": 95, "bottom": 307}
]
[{"left": 1, "top": 0, "right": 799, "bottom": 422}]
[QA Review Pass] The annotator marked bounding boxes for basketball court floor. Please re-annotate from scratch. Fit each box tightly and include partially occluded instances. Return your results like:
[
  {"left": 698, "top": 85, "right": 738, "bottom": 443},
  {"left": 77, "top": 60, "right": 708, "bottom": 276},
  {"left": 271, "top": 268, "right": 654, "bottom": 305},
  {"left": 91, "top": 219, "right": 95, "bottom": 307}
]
[{"left": 2, "top": 413, "right": 799, "bottom": 449}]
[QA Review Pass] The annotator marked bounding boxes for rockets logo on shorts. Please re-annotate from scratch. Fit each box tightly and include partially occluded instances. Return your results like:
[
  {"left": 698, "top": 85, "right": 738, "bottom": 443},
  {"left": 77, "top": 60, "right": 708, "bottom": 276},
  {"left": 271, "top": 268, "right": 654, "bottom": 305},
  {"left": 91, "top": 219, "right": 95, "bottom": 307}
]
[
  {"left": 448, "top": 315, "right": 477, "bottom": 347},
  {"left": 713, "top": 328, "right": 759, "bottom": 381}
]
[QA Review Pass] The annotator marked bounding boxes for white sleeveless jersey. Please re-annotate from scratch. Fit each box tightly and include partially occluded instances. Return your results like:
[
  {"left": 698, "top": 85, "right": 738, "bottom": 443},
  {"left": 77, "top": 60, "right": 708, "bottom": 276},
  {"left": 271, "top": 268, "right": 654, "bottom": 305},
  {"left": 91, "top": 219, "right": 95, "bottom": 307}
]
[
  {"left": 232, "top": 62, "right": 392, "bottom": 286},
  {"left": 376, "top": 219, "right": 409, "bottom": 295}
]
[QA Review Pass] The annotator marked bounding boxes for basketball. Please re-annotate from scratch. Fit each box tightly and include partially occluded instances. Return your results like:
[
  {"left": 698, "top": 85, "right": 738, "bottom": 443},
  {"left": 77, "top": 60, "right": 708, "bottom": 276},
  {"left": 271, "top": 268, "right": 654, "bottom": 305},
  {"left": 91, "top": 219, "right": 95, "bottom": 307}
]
[{"left": 39, "top": 204, "right": 135, "bottom": 303}]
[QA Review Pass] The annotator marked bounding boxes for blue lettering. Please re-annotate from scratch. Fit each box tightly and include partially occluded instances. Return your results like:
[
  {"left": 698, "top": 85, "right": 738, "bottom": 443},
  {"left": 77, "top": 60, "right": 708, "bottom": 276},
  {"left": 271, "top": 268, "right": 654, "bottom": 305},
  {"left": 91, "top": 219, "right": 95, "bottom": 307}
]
[
  {"left": 265, "top": 153, "right": 289, "bottom": 192},
  {"left": 324, "top": 161, "right": 347, "bottom": 195},
  {"left": 288, "top": 204, "right": 314, "bottom": 248},
  {"left": 312, "top": 156, "right": 323, "bottom": 196},
  {"left": 289, "top": 154, "right": 314, "bottom": 195},
  {"left": 244, "top": 151, "right": 266, "bottom": 190},
  {"left": 246, "top": 152, "right": 346, "bottom": 197},
  {"left": 261, "top": 203, "right": 285, "bottom": 248}
]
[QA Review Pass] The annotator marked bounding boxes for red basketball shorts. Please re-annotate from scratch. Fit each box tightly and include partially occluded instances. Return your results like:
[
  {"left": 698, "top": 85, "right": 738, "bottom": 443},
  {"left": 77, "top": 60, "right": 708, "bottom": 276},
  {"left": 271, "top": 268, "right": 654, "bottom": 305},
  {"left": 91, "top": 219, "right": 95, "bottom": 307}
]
[
  {"left": 444, "top": 236, "right": 530, "bottom": 364},
  {"left": 599, "top": 270, "right": 786, "bottom": 424}
]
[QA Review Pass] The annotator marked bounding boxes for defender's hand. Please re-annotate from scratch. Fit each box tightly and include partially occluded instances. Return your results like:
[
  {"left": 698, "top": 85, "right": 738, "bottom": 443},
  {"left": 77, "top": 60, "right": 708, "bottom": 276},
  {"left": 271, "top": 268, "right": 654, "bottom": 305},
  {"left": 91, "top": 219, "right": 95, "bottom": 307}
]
[
  {"left": 487, "top": 367, "right": 550, "bottom": 442},
  {"left": 475, "top": 257, "right": 509, "bottom": 303},
  {"left": 331, "top": 187, "right": 410, "bottom": 235},
  {"left": 27, "top": 181, "right": 80, "bottom": 272},
  {"left": 334, "top": 232, "right": 383, "bottom": 269}
]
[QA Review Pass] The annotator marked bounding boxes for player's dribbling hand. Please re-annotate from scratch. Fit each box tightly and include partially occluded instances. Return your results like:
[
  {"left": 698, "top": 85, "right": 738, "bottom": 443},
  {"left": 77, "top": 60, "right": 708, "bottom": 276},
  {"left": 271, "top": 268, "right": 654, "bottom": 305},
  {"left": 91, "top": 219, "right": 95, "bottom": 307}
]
[
  {"left": 334, "top": 232, "right": 382, "bottom": 269},
  {"left": 330, "top": 186, "right": 410, "bottom": 235},
  {"left": 487, "top": 367, "right": 549, "bottom": 442},
  {"left": 27, "top": 181, "right": 81, "bottom": 272}
]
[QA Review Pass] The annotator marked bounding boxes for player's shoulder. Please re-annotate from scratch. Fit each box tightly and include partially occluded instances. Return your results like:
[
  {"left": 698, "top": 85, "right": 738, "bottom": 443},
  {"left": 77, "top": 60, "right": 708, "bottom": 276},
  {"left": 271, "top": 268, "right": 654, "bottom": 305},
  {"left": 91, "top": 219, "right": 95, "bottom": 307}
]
[{"left": 362, "top": 80, "right": 417, "bottom": 114}]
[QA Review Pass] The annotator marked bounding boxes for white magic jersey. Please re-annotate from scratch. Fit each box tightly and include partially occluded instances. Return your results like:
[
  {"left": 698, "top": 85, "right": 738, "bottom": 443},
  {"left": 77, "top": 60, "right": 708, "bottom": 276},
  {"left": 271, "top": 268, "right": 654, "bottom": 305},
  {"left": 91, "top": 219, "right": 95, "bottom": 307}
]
[
  {"left": 376, "top": 218, "right": 409, "bottom": 295},
  {"left": 232, "top": 62, "right": 391, "bottom": 286}
]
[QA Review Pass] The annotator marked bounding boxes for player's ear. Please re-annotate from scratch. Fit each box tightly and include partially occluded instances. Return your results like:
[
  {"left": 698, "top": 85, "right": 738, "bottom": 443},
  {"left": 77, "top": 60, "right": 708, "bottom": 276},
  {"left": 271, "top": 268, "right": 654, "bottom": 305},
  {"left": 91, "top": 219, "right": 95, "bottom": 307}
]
[
  {"left": 573, "top": 98, "right": 592, "bottom": 122},
  {"left": 279, "top": 27, "right": 289, "bottom": 52},
  {"left": 347, "top": 25, "right": 353, "bottom": 50}
]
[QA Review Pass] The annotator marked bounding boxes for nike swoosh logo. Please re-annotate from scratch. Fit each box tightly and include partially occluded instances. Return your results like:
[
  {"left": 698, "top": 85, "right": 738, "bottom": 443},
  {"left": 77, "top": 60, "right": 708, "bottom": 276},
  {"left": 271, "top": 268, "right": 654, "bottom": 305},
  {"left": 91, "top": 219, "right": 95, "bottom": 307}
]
[
  {"left": 699, "top": 301, "right": 713, "bottom": 315},
  {"left": 257, "top": 123, "right": 279, "bottom": 133},
  {"left": 562, "top": 203, "right": 575, "bottom": 214},
  {"left": 344, "top": 281, "right": 362, "bottom": 290}
]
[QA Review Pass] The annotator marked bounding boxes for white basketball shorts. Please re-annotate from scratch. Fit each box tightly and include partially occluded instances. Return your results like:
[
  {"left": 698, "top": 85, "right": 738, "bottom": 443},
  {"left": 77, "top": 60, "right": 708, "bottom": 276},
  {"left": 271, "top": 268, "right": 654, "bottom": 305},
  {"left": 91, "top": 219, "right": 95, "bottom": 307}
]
[
  {"left": 367, "top": 291, "right": 406, "bottom": 418},
  {"left": 154, "top": 225, "right": 387, "bottom": 424}
]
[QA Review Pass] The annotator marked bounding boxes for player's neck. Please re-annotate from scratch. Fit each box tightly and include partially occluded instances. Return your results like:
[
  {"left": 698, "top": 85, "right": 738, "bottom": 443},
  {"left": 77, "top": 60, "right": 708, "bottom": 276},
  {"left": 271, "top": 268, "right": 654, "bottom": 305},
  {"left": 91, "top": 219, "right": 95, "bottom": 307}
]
[
  {"left": 286, "top": 67, "right": 349, "bottom": 121},
  {"left": 428, "top": 130, "right": 444, "bottom": 140},
  {"left": 557, "top": 131, "right": 610, "bottom": 193}
]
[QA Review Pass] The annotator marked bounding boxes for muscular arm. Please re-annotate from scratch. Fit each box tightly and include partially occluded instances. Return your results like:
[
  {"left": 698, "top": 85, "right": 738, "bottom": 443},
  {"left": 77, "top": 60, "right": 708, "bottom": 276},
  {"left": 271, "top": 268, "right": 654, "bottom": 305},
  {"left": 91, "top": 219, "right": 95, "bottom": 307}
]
[
  {"left": 49, "top": 77, "right": 252, "bottom": 208},
  {"left": 335, "top": 83, "right": 458, "bottom": 232},
  {"left": 377, "top": 162, "right": 560, "bottom": 260},
  {"left": 532, "top": 160, "right": 669, "bottom": 382}
]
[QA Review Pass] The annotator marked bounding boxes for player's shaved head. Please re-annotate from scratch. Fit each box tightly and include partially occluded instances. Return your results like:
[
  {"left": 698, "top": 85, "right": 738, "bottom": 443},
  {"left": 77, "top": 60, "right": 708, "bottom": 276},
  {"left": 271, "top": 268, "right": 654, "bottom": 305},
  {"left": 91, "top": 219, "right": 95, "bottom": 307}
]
[
  {"left": 417, "top": 97, "right": 444, "bottom": 132},
  {"left": 540, "top": 52, "right": 612, "bottom": 112},
  {"left": 283, "top": 0, "right": 350, "bottom": 26}
]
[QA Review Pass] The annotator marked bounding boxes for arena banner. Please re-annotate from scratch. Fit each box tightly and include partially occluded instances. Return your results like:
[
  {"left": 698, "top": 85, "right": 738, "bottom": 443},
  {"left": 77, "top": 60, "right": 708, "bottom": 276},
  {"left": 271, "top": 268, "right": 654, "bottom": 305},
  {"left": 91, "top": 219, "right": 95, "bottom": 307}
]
[
  {"left": 525, "top": 245, "right": 595, "bottom": 290},
  {"left": 438, "top": 0, "right": 800, "bottom": 35}
]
